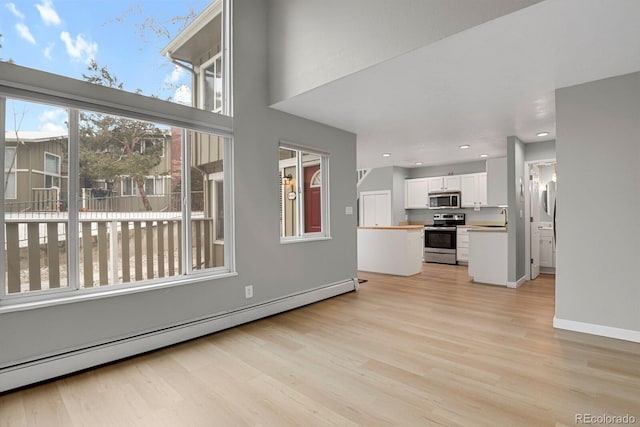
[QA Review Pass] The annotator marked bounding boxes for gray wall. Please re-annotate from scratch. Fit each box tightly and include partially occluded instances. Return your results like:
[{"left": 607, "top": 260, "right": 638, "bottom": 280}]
[
  {"left": 555, "top": 71, "right": 640, "bottom": 332},
  {"left": 507, "top": 136, "right": 526, "bottom": 283},
  {"left": 0, "top": 0, "right": 358, "bottom": 367},
  {"left": 267, "top": 0, "right": 542, "bottom": 104},
  {"left": 392, "top": 167, "right": 410, "bottom": 225},
  {"left": 525, "top": 139, "right": 556, "bottom": 161},
  {"left": 408, "top": 160, "right": 486, "bottom": 179}
]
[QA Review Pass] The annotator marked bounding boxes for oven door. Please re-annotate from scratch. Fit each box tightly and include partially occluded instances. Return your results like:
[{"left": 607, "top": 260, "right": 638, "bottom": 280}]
[{"left": 424, "top": 227, "right": 457, "bottom": 252}]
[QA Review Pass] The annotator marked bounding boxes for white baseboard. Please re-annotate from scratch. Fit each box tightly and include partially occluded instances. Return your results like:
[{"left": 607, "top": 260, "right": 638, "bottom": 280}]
[
  {"left": 507, "top": 275, "right": 527, "bottom": 288},
  {"left": 553, "top": 316, "right": 640, "bottom": 343},
  {"left": 0, "top": 278, "right": 358, "bottom": 393}
]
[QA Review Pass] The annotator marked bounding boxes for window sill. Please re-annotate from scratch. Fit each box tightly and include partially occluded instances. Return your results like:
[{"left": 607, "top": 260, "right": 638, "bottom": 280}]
[
  {"left": 280, "top": 236, "right": 332, "bottom": 244},
  {"left": 0, "top": 271, "right": 238, "bottom": 314}
]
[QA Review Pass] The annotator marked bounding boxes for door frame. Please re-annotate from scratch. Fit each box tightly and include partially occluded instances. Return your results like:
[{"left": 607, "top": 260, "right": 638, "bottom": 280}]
[
  {"left": 524, "top": 158, "right": 556, "bottom": 280},
  {"left": 358, "top": 190, "right": 392, "bottom": 227}
]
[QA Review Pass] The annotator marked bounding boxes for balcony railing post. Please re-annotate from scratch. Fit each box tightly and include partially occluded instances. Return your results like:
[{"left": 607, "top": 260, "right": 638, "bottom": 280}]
[{"left": 110, "top": 219, "right": 119, "bottom": 284}]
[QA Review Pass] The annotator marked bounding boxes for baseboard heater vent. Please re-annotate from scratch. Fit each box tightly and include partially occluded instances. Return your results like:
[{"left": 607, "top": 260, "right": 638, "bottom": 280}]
[{"left": 0, "top": 278, "right": 358, "bottom": 393}]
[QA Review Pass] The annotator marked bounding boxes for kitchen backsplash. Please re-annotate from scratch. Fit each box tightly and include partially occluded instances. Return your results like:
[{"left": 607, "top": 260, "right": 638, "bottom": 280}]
[{"left": 407, "top": 207, "right": 506, "bottom": 224}]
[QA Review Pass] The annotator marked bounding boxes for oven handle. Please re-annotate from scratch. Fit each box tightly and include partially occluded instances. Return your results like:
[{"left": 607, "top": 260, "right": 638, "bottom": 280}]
[{"left": 425, "top": 226, "right": 457, "bottom": 231}]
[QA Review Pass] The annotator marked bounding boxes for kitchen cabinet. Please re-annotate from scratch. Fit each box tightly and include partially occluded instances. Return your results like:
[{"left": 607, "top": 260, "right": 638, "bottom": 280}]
[
  {"left": 427, "top": 175, "right": 461, "bottom": 193},
  {"left": 486, "top": 157, "right": 508, "bottom": 206},
  {"left": 405, "top": 178, "right": 429, "bottom": 209},
  {"left": 357, "top": 226, "right": 424, "bottom": 276},
  {"left": 456, "top": 226, "right": 470, "bottom": 263},
  {"left": 468, "top": 228, "right": 508, "bottom": 286},
  {"left": 539, "top": 228, "right": 555, "bottom": 268},
  {"left": 460, "top": 173, "right": 487, "bottom": 208}
]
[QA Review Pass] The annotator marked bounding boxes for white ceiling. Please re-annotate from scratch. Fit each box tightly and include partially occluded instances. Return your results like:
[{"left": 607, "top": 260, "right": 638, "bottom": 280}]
[{"left": 271, "top": 0, "right": 640, "bottom": 169}]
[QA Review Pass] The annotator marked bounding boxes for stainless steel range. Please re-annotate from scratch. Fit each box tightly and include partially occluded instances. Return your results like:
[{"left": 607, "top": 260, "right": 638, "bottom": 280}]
[{"left": 424, "top": 213, "right": 465, "bottom": 265}]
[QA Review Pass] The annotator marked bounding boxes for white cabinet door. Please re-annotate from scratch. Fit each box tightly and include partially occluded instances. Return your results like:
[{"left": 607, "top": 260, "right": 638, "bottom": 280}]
[
  {"left": 444, "top": 175, "right": 461, "bottom": 191},
  {"left": 460, "top": 175, "right": 477, "bottom": 207},
  {"left": 427, "top": 175, "right": 461, "bottom": 192},
  {"left": 476, "top": 173, "right": 487, "bottom": 206},
  {"left": 360, "top": 191, "right": 391, "bottom": 226},
  {"left": 539, "top": 228, "right": 555, "bottom": 268},
  {"left": 405, "top": 178, "right": 429, "bottom": 209},
  {"left": 460, "top": 173, "right": 487, "bottom": 207},
  {"left": 427, "top": 177, "right": 444, "bottom": 193}
]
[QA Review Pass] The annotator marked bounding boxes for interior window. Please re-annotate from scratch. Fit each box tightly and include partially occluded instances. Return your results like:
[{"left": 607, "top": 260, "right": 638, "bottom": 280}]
[{"left": 279, "top": 146, "right": 329, "bottom": 241}]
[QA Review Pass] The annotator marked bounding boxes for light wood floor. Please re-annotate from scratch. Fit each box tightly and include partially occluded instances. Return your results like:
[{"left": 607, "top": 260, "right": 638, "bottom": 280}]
[{"left": 1, "top": 264, "right": 639, "bottom": 426}]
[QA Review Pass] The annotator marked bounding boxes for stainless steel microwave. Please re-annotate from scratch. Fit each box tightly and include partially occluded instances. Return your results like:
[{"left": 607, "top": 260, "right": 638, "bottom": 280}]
[{"left": 428, "top": 191, "right": 461, "bottom": 209}]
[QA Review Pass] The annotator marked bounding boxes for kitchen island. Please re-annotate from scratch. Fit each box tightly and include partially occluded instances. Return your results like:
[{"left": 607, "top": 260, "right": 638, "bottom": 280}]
[
  {"left": 467, "top": 226, "right": 508, "bottom": 286},
  {"left": 357, "top": 226, "right": 424, "bottom": 276}
]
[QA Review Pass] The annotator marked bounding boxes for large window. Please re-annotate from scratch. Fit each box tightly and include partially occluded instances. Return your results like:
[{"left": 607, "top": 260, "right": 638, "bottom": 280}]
[
  {"left": 1, "top": 87, "right": 233, "bottom": 302},
  {"left": 279, "top": 145, "right": 329, "bottom": 242}
]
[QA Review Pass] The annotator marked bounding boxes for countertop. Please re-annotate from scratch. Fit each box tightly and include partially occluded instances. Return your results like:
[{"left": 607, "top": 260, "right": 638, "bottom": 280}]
[{"left": 358, "top": 225, "right": 425, "bottom": 230}]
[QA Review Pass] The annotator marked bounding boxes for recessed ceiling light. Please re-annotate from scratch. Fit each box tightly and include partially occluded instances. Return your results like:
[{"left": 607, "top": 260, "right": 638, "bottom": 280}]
[
  {"left": 415, "top": 162, "right": 423, "bottom": 166},
  {"left": 382, "top": 153, "right": 391, "bottom": 157},
  {"left": 536, "top": 132, "right": 550, "bottom": 137},
  {"left": 459, "top": 144, "right": 470, "bottom": 149},
  {"left": 480, "top": 154, "right": 489, "bottom": 158}
]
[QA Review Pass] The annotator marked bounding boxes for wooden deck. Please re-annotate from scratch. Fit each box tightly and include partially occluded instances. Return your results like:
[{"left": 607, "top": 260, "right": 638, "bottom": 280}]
[{"left": 1, "top": 263, "right": 638, "bottom": 426}]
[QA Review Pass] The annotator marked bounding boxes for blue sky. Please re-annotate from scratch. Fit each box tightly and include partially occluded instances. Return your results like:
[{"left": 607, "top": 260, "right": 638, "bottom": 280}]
[{"left": 2, "top": 0, "right": 208, "bottom": 132}]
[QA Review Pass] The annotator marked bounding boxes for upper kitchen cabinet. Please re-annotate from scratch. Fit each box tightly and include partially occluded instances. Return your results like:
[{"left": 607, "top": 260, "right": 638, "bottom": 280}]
[
  {"left": 427, "top": 175, "right": 461, "bottom": 193},
  {"left": 461, "top": 173, "right": 487, "bottom": 208},
  {"left": 405, "top": 178, "right": 429, "bottom": 209},
  {"left": 486, "top": 157, "right": 508, "bottom": 206}
]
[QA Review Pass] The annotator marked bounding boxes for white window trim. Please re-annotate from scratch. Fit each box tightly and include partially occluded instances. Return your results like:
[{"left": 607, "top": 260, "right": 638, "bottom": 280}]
[
  {"left": 0, "top": 62, "right": 236, "bottom": 306},
  {"left": 43, "top": 151, "right": 61, "bottom": 188},
  {"left": 197, "top": 52, "right": 223, "bottom": 114},
  {"left": 209, "top": 171, "right": 225, "bottom": 244},
  {"left": 279, "top": 144, "right": 330, "bottom": 244}
]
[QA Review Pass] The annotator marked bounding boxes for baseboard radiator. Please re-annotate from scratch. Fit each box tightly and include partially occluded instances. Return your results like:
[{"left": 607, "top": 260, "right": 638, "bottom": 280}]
[{"left": 0, "top": 279, "right": 358, "bottom": 393}]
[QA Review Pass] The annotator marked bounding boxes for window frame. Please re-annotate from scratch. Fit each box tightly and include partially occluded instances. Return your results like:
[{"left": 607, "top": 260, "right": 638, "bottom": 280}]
[
  {"left": 0, "top": 63, "right": 235, "bottom": 308},
  {"left": 44, "top": 152, "right": 61, "bottom": 189},
  {"left": 197, "top": 52, "right": 224, "bottom": 114},
  {"left": 279, "top": 142, "right": 330, "bottom": 244}
]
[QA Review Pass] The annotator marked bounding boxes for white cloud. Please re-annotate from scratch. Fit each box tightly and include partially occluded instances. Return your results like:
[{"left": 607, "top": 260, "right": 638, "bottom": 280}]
[
  {"left": 35, "top": 0, "right": 61, "bottom": 26},
  {"left": 39, "top": 108, "right": 66, "bottom": 123},
  {"left": 173, "top": 85, "right": 192, "bottom": 106},
  {"left": 6, "top": 2, "right": 24, "bottom": 19},
  {"left": 60, "top": 31, "right": 97, "bottom": 63},
  {"left": 40, "top": 122, "right": 66, "bottom": 133},
  {"left": 43, "top": 42, "right": 55, "bottom": 59},
  {"left": 166, "top": 65, "right": 184, "bottom": 84},
  {"left": 39, "top": 108, "right": 67, "bottom": 133},
  {"left": 15, "top": 23, "right": 36, "bottom": 44}
]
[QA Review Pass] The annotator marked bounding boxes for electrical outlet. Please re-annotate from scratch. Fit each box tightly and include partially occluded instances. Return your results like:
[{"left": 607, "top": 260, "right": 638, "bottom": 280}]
[{"left": 244, "top": 285, "right": 253, "bottom": 299}]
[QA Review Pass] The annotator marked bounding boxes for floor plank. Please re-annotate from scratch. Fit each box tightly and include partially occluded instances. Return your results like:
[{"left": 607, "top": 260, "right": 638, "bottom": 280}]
[{"left": 1, "top": 264, "right": 639, "bottom": 426}]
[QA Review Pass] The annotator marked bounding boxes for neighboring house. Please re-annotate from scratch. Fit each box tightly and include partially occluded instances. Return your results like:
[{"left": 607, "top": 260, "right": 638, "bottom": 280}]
[
  {"left": 82, "top": 130, "right": 174, "bottom": 213},
  {"left": 4, "top": 131, "right": 68, "bottom": 213}
]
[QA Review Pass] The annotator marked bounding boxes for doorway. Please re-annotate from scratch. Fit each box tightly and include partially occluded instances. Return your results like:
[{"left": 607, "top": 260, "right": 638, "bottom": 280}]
[{"left": 525, "top": 160, "right": 557, "bottom": 280}]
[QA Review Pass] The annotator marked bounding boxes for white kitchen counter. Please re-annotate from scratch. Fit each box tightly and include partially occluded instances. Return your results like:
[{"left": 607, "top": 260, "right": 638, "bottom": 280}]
[
  {"left": 357, "top": 226, "right": 423, "bottom": 276},
  {"left": 468, "top": 228, "right": 508, "bottom": 286}
]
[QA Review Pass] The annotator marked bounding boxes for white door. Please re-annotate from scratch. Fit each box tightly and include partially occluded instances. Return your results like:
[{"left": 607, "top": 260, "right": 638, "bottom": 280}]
[
  {"left": 530, "top": 166, "right": 541, "bottom": 279},
  {"left": 360, "top": 191, "right": 391, "bottom": 226}
]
